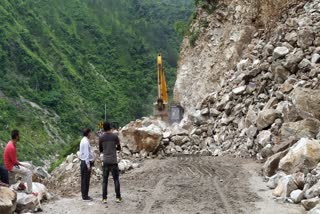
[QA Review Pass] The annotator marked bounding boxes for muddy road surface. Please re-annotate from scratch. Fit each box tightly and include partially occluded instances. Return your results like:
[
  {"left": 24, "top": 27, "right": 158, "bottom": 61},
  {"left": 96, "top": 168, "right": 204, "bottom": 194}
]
[{"left": 43, "top": 156, "right": 305, "bottom": 214}]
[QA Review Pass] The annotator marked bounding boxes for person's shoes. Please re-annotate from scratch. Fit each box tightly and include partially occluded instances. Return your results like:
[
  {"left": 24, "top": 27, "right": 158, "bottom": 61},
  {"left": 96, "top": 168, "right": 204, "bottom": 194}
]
[
  {"left": 115, "top": 197, "right": 122, "bottom": 203},
  {"left": 17, "top": 183, "right": 26, "bottom": 191},
  {"left": 82, "top": 196, "right": 93, "bottom": 201},
  {"left": 102, "top": 199, "right": 107, "bottom": 204}
]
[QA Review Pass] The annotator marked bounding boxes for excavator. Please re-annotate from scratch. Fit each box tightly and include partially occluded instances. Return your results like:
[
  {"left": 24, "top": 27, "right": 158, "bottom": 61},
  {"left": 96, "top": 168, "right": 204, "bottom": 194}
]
[{"left": 154, "top": 53, "right": 183, "bottom": 124}]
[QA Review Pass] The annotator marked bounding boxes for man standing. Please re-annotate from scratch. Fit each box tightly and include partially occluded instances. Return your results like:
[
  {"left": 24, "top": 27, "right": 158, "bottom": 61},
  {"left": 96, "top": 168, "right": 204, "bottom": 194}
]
[
  {"left": 3, "top": 130, "right": 37, "bottom": 195},
  {"left": 99, "top": 122, "right": 122, "bottom": 204},
  {"left": 79, "top": 128, "right": 94, "bottom": 201}
]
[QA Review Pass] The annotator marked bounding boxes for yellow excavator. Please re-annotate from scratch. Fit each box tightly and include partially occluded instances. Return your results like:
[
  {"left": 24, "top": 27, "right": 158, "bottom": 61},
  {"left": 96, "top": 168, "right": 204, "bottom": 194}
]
[{"left": 154, "top": 53, "right": 169, "bottom": 121}]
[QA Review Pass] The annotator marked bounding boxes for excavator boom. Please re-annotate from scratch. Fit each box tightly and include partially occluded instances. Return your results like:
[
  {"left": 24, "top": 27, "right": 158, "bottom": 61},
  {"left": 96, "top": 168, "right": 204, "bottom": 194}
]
[{"left": 157, "top": 54, "right": 168, "bottom": 104}]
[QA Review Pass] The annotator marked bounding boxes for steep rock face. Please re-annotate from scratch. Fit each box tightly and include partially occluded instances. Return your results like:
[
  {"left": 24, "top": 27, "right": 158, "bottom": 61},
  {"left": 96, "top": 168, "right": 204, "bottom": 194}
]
[{"left": 174, "top": 0, "right": 304, "bottom": 117}]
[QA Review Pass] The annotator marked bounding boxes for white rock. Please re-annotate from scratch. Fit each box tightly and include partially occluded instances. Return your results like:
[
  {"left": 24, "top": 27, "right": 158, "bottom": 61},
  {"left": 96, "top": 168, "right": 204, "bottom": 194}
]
[
  {"left": 65, "top": 163, "right": 73, "bottom": 171},
  {"left": 273, "top": 47, "right": 289, "bottom": 59},
  {"left": 290, "top": 189, "right": 304, "bottom": 203},
  {"left": 232, "top": 86, "right": 246, "bottom": 95}
]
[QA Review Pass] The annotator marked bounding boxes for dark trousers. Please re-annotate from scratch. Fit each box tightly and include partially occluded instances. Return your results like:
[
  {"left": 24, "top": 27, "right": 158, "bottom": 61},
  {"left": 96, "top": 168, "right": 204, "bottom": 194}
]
[
  {"left": 0, "top": 166, "right": 9, "bottom": 184},
  {"left": 102, "top": 164, "right": 121, "bottom": 199},
  {"left": 80, "top": 161, "right": 91, "bottom": 199}
]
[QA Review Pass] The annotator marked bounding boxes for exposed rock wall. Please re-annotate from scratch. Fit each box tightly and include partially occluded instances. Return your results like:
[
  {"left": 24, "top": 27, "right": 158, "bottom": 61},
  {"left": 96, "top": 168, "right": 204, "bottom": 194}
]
[{"left": 174, "top": 0, "right": 305, "bottom": 117}]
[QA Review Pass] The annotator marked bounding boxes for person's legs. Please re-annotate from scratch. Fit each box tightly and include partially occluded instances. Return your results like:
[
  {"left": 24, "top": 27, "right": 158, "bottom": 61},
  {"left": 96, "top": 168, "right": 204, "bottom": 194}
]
[
  {"left": 0, "top": 166, "right": 9, "bottom": 184},
  {"left": 111, "top": 164, "right": 121, "bottom": 199},
  {"left": 11, "top": 165, "right": 33, "bottom": 193},
  {"left": 80, "top": 161, "right": 91, "bottom": 199},
  {"left": 102, "top": 164, "right": 110, "bottom": 199}
]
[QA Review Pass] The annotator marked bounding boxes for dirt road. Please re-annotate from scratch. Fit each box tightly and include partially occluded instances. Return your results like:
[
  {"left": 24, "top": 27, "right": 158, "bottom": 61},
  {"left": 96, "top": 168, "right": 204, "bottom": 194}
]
[{"left": 43, "top": 156, "right": 305, "bottom": 214}]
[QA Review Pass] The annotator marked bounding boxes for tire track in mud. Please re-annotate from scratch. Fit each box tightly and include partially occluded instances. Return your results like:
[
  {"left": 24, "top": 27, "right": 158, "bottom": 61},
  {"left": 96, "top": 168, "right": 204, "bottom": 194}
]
[
  {"left": 138, "top": 156, "right": 257, "bottom": 214},
  {"left": 141, "top": 176, "right": 167, "bottom": 214}
]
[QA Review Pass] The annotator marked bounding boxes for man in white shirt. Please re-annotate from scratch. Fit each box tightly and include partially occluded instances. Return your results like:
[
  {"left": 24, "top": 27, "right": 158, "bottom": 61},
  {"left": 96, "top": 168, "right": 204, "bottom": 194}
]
[{"left": 79, "top": 128, "right": 94, "bottom": 201}]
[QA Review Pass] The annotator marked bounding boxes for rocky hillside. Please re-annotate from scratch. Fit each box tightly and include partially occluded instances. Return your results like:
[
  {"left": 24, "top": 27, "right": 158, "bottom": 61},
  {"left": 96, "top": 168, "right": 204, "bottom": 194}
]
[
  {"left": 167, "top": 0, "right": 320, "bottom": 211},
  {"left": 174, "top": 0, "right": 305, "bottom": 116}
]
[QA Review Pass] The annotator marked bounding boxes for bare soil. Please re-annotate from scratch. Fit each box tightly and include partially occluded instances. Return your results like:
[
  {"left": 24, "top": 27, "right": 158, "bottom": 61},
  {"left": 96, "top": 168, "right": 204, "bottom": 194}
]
[{"left": 42, "top": 156, "right": 305, "bottom": 214}]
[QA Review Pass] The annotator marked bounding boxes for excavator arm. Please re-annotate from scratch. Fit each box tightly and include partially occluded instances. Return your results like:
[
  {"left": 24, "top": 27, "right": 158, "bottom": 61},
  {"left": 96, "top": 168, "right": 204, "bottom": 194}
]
[{"left": 157, "top": 53, "right": 168, "bottom": 110}]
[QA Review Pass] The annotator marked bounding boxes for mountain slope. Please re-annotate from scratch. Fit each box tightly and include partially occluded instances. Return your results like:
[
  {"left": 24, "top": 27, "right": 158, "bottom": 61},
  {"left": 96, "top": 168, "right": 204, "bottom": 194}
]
[{"left": 0, "top": 0, "right": 194, "bottom": 165}]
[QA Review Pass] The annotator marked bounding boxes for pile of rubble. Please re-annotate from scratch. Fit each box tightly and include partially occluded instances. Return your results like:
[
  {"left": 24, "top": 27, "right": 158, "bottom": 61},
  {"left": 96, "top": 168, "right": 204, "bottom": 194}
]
[
  {"left": 119, "top": 0, "right": 320, "bottom": 212},
  {"left": 183, "top": 0, "right": 320, "bottom": 212}
]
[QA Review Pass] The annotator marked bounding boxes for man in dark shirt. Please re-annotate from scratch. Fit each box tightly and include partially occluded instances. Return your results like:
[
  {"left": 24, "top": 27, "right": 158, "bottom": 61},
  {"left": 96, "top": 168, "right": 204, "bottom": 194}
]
[{"left": 99, "top": 121, "right": 122, "bottom": 204}]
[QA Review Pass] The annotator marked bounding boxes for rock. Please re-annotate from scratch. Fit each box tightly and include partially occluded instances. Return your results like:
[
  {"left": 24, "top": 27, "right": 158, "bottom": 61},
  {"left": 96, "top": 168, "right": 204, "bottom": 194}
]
[
  {"left": 290, "top": 189, "right": 304, "bottom": 203},
  {"left": 291, "top": 87, "right": 320, "bottom": 120},
  {"left": 297, "top": 27, "right": 315, "bottom": 49},
  {"left": 280, "top": 119, "right": 320, "bottom": 140},
  {"left": 256, "top": 109, "right": 280, "bottom": 130},
  {"left": 175, "top": 146, "right": 183, "bottom": 153},
  {"left": 191, "top": 110, "right": 206, "bottom": 125},
  {"left": 32, "top": 182, "right": 51, "bottom": 201},
  {"left": 283, "top": 51, "right": 304, "bottom": 73},
  {"left": 245, "top": 107, "right": 257, "bottom": 128},
  {"left": 298, "top": 59, "right": 312, "bottom": 70},
  {"left": 122, "top": 147, "right": 132, "bottom": 156},
  {"left": 280, "top": 101, "right": 301, "bottom": 122},
  {"left": 0, "top": 186, "right": 17, "bottom": 214},
  {"left": 171, "top": 135, "right": 186, "bottom": 146},
  {"left": 273, "top": 175, "right": 298, "bottom": 197},
  {"left": 292, "top": 172, "right": 305, "bottom": 190},
  {"left": 140, "top": 149, "right": 148, "bottom": 158},
  {"left": 66, "top": 154, "right": 75, "bottom": 163},
  {"left": 306, "top": 180, "right": 320, "bottom": 199},
  {"left": 279, "top": 138, "right": 320, "bottom": 174},
  {"left": 246, "top": 125, "right": 258, "bottom": 139},
  {"left": 16, "top": 192, "right": 42, "bottom": 213},
  {"left": 312, "top": 54, "right": 320, "bottom": 64},
  {"left": 120, "top": 121, "right": 162, "bottom": 153},
  {"left": 257, "top": 130, "right": 272, "bottom": 147},
  {"left": 267, "top": 171, "right": 286, "bottom": 189},
  {"left": 302, "top": 198, "right": 320, "bottom": 211},
  {"left": 260, "top": 144, "right": 273, "bottom": 158},
  {"left": 65, "top": 163, "right": 73, "bottom": 171},
  {"left": 162, "top": 131, "right": 171, "bottom": 139},
  {"left": 272, "top": 139, "right": 295, "bottom": 154},
  {"left": 263, "top": 149, "right": 289, "bottom": 177},
  {"left": 118, "top": 159, "right": 133, "bottom": 172},
  {"left": 34, "top": 167, "right": 51, "bottom": 179},
  {"left": 272, "top": 65, "right": 290, "bottom": 83},
  {"left": 200, "top": 107, "right": 209, "bottom": 115},
  {"left": 210, "top": 108, "right": 221, "bottom": 117},
  {"left": 232, "top": 86, "right": 246, "bottom": 95},
  {"left": 285, "top": 31, "right": 298, "bottom": 45},
  {"left": 273, "top": 47, "right": 289, "bottom": 59}
]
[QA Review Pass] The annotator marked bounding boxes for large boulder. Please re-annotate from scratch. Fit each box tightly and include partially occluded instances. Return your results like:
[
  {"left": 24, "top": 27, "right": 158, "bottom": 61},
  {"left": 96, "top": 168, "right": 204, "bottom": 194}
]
[
  {"left": 256, "top": 109, "right": 280, "bottom": 130},
  {"left": 306, "top": 180, "right": 320, "bottom": 199},
  {"left": 302, "top": 198, "right": 320, "bottom": 211},
  {"left": 0, "top": 186, "right": 17, "bottom": 214},
  {"left": 280, "top": 119, "right": 320, "bottom": 140},
  {"left": 263, "top": 149, "right": 289, "bottom": 177},
  {"left": 308, "top": 205, "right": 320, "bottom": 214},
  {"left": 272, "top": 175, "right": 298, "bottom": 197},
  {"left": 279, "top": 138, "right": 320, "bottom": 174},
  {"left": 291, "top": 88, "right": 320, "bottom": 120},
  {"left": 120, "top": 120, "right": 163, "bottom": 153},
  {"left": 16, "top": 192, "right": 42, "bottom": 213}
]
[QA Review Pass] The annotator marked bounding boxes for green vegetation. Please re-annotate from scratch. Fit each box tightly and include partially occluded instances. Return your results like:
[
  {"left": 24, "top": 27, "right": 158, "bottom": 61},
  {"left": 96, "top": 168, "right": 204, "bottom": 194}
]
[{"left": 0, "top": 0, "right": 194, "bottom": 166}]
